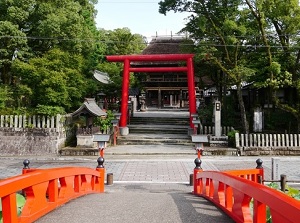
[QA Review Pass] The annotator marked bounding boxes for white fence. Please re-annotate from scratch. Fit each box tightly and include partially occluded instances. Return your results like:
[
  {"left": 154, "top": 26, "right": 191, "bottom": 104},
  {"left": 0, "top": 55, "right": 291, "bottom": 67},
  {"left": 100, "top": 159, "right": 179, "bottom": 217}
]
[
  {"left": 235, "top": 133, "right": 300, "bottom": 148},
  {"left": 201, "top": 126, "right": 234, "bottom": 135},
  {"left": 0, "top": 114, "right": 64, "bottom": 132}
]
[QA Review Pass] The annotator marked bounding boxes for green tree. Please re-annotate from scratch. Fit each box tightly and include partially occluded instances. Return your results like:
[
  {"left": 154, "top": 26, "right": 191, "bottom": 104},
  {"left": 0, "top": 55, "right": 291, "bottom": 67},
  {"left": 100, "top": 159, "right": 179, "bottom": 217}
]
[
  {"left": 0, "top": 0, "right": 102, "bottom": 113},
  {"left": 103, "top": 28, "right": 146, "bottom": 56},
  {"left": 95, "top": 28, "right": 147, "bottom": 98},
  {"left": 245, "top": 0, "right": 300, "bottom": 131},
  {"left": 159, "top": 0, "right": 256, "bottom": 133},
  {"left": 0, "top": 21, "right": 28, "bottom": 84},
  {"left": 12, "top": 49, "right": 87, "bottom": 111},
  {"left": 0, "top": 85, "right": 12, "bottom": 109}
]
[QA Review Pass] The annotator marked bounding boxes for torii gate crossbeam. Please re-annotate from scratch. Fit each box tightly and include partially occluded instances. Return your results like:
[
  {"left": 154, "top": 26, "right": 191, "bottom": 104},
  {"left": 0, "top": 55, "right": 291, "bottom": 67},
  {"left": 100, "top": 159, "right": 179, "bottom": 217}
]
[{"left": 106, "top": 54, "right": 196, "bottom": 136}]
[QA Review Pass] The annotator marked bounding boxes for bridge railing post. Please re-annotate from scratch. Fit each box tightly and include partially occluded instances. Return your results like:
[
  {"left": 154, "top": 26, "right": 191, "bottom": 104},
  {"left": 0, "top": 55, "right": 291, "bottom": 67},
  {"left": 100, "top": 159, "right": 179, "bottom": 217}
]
[
  {"left": 253, "top": 158, "right": 266, "bottom": 222},
  {"left": 193, "top": 157, "right": 203, "bottom": 195},
  {"left": 96, "top": 157, "right": 105, "bottom": 192},
  {"left": 22, "top": 159, "right": 30, "bottom": 174},
  {"left": 256, "top": 158, "right": 264, "bottom": 184}
]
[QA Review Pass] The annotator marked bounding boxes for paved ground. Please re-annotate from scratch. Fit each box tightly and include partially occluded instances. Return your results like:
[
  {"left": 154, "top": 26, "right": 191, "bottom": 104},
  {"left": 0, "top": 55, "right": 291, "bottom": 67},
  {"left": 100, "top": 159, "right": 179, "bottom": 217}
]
[
  {"left": 1, "top": 145, "right": 300, "bottom": 183},
  {"left": 1, "top": 146, "right": 300, "bottom": 223},
  {"left": 1, "top": 110, "right": 300, "bottom": 222}
]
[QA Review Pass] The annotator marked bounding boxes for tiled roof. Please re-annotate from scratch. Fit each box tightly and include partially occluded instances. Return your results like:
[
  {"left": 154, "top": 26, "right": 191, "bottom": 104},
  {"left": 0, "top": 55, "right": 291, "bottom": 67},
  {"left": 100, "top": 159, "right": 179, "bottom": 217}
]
[{"left": 72, "top": 98, "right": 107, "bottom": 117}]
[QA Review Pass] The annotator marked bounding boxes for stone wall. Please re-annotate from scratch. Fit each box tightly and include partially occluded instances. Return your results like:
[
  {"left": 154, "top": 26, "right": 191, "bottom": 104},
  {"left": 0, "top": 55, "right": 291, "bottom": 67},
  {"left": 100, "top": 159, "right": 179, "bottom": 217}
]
[{"left": 0, "top": 128, "right": 66, "bottom": 156}]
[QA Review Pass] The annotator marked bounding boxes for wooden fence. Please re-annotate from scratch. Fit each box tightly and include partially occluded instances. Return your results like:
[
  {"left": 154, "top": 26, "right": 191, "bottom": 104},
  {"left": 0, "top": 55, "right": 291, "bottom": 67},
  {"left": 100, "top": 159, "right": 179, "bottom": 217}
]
[
  {"left": 0, "top": 114, "right": 64, "bottom": 132},
  {"left": 235, "top": 133, "right": 300, "bottom": 148},
  {"left": 200, "top": 126, "right": 234, "bottom": 135}
]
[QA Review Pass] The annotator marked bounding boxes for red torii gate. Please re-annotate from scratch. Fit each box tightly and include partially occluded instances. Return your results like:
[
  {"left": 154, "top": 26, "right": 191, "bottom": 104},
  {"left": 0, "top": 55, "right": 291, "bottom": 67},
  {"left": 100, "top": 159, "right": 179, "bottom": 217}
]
[{"left": 106, "top": 54, "right": 196, "bottom": 135}]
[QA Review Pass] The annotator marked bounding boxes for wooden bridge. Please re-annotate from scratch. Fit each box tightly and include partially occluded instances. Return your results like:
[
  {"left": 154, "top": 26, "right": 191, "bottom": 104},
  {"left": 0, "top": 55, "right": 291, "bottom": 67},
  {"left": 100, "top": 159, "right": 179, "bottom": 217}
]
[{"left": 0, "top": 157, "right": 299, "bottom": 223}]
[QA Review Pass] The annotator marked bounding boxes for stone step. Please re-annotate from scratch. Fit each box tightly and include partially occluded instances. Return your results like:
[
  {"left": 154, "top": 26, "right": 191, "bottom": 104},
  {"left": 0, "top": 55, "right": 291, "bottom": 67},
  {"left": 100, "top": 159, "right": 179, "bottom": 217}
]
[
  {"left": 117, "top": 138, "right": 193, "bottom": 146},
  {"left": 59, "top": 146, "right": 238, "bottom": 156},
  {"left": 128, "top": 129, "right": 188, "bottom": 134},
  {"left": 128, "top": 125, "right": 188, "bottom": 135},
  {"left": 202, "top": 148, "right": 238, "bottom": 156},
  {"left": 129, "top": 117, "right": 189, "bottom": 125},
  {"left": 117, "top": 133, "right": 193, "bottom": 146},
  {"left": 123, "top": 114, "right": 191, "bottom": 146}
]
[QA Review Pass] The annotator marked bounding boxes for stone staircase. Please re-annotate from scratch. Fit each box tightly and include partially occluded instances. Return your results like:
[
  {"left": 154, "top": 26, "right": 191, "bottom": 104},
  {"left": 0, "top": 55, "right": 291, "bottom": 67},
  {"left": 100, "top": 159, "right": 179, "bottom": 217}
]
[{"left": 117, "top": 116, "right": 193, "bottom": 146}]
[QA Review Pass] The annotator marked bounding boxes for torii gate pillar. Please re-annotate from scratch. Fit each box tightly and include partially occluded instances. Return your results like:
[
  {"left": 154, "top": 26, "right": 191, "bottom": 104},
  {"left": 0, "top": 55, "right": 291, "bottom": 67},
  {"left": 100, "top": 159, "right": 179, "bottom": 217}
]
[{"left": 106, "top": 54, "right": 197, "bottom": 136}]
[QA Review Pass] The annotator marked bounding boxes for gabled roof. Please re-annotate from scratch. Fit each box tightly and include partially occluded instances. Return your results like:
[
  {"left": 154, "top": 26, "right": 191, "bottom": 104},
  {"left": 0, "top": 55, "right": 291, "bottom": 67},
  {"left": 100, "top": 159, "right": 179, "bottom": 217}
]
[
  {"left": 142, "top": 36, "right": 191, "bottom": 55},
  {"left": 133, "top": 36, "right": 194, "bottom": 66},
  {"left": 72, "top": 98, "right": 107, "bottom": 117}
]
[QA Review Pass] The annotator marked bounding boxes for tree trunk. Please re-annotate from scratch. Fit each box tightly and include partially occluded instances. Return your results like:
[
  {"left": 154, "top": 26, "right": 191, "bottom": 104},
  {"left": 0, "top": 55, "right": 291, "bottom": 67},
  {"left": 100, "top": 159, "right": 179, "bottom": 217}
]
[{"left": 237, "top": 84, "right": 249, "bottom": 134}]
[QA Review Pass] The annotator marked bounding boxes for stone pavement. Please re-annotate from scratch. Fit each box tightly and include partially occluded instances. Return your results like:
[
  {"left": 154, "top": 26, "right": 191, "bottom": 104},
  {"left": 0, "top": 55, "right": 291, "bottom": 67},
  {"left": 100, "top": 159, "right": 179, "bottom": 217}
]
[
  {"left": 1, "top": 145, "right": 300, "bottom": 223},
  {"left": 2, "top": 144, "right": 300, "bottom": 184}
]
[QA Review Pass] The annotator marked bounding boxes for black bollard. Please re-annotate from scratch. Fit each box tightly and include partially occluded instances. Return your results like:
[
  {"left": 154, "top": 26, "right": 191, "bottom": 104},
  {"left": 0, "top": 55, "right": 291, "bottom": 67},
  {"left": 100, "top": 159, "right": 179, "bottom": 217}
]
[
  {"left": 97, "top": 157, "right": 105, "bottom": 168},
  {"left": 256, "top": 159, "right": 263, "bottom": 184},
  {"left": 256, "top": 158, "right": 263, "bottom": 169},
  {"left": 194, "top": 158, "right": 202, "bottom": 169},
  {"left": 23, "top": 159, "right": 30, "bottom": 169}
]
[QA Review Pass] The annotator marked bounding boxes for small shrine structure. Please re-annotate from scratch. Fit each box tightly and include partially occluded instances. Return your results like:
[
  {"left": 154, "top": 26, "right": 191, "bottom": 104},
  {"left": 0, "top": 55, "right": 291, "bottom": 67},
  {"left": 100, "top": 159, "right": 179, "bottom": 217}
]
[{"left": 72, "top": 98, "right": 106, "bottom": 147}]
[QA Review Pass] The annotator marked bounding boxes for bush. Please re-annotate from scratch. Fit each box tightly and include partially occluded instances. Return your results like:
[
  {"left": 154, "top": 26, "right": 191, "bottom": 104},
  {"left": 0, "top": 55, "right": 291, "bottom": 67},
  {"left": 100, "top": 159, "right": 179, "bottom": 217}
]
[
  {"left": 35, "top": 105, "right": 66, "bottom": 116},
  {"left": 93, "top": 110, "right": 114, "bottom": 132},
  {"left": 227, "top": 130, "right": 239, "bottom": 147}
]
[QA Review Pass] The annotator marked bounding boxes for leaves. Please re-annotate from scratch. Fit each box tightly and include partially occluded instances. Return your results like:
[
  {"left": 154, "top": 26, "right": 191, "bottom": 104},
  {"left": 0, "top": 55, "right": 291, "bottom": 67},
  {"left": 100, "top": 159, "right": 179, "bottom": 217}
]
[
  {"left": 0, "top": 85, "right": 12, "bottom": 108},
  {"left": 0, "top": 193, "right": 26, "bottom": 222},
  {"left": 12, "top": 49, "right": 87, "bottom": 111}
]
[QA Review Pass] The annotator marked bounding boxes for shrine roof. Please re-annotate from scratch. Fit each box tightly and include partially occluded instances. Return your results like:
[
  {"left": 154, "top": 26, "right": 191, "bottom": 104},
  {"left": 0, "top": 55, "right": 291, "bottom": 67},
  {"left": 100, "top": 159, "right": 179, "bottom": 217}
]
[
  {"left": 132, "top": 36, "right": 194, "bottom": 66},
  {"left": 72, "top": 98, "right": 106, "bottom": 117},
  {"left": 142, "top": 36, "right": 193, "bottom": 55}
]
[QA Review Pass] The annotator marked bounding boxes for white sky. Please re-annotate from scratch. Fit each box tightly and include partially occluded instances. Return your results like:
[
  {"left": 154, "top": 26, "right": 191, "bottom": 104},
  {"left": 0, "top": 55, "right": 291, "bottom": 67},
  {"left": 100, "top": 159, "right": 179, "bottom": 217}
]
[{"left": 95, "top": 0, "right": 190, "bottom": 40}]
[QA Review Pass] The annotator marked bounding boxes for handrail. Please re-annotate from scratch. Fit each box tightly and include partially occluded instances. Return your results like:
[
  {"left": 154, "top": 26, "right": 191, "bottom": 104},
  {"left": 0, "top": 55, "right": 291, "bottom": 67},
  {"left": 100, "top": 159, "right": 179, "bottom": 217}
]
[
  {"left": 0, "top": 165, "right": 105, "bottom": 223},
  {"left": 194, "top": 170, "right": 300, "bottom": 223},
  {"left": 223, "top": 169, "right": 264, "bottom": 183}
]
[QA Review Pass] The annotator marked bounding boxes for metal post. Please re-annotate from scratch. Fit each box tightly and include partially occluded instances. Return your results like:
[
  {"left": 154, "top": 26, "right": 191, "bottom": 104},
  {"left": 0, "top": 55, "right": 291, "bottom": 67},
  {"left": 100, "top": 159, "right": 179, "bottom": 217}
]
[
  {"left": 190, "top": 174, "right": 194, "bottom": 186},
  {"left": 280, "top": 174, "right": 287, "bottom": 192},
  {"left": 107, "top": 173, "right": 113, "bottom": 185}
]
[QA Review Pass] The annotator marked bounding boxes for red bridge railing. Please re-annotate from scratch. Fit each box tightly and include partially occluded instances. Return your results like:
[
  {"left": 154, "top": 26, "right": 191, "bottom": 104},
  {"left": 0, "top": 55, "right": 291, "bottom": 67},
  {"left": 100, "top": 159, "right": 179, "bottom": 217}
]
[
  {"left": 0, "top": 158, "right": 105, "bottom": 223},
  {"left": 193, "top": 159, "right": 300, "bottom": 223}
]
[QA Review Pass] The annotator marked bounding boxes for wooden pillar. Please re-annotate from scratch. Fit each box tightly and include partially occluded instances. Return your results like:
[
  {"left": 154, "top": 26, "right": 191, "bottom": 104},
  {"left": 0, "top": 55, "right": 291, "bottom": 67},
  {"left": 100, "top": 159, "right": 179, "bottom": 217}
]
[
  {"left": 158, "top": 88, "right": 162, "bottom": 109},
  {"left": 187, "top": 57, "right": 196, "bottom": 128},
  {"left": 120, "top": 59, "right": 130, "bottom": 130}
]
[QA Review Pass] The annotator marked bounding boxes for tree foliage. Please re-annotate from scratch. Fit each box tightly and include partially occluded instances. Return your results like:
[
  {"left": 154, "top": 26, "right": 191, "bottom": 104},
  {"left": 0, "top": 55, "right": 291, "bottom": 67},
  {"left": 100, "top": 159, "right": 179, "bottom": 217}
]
[
  {"left": 245, "top": 0, "right": 300, "bottom": 130},
  {"left": 0, "top": 0, "right": 147, "bottom": 115},
  {"left": 12, "top": 49, "right": 87, "bottom": 111},
  {"left": 160, "top": 0, "right": 255, "bottom": 133},
  {"left": 95, "top": 28, "right": 147, "bottom": 98},
  {"left": 159, "top": 0, "right": 300, "bottom": 132}
]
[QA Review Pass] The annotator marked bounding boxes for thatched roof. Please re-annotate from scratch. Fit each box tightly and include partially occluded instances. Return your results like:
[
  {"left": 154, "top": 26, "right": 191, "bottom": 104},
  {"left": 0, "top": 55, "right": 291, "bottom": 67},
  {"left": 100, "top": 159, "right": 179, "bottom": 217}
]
[
  {"left": 142, "top": 36, "right": 193, "bottom": 55},
  {"left": 132, "top": 36, "right": 194, "bottom": 66}
]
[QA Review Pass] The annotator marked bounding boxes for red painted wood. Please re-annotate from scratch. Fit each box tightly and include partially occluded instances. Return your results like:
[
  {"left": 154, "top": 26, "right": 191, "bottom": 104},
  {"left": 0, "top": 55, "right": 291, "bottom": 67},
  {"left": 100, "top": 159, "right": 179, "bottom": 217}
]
[{"left": 106, "top": 54, "right": 196, "bottom": 129}]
